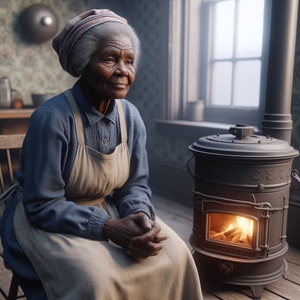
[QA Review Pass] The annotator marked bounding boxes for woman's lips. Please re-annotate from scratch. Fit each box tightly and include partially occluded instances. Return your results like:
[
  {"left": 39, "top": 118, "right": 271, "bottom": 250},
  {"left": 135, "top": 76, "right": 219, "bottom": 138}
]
[{"left": 109, "top": 82, "right": 127, "bottom": 88}]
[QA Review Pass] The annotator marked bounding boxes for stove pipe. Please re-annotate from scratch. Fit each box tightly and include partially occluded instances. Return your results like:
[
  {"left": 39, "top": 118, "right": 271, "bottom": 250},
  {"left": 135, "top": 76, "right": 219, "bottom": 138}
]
[{"left": 262, "top": 0, "right": 299, "bottom": 144}]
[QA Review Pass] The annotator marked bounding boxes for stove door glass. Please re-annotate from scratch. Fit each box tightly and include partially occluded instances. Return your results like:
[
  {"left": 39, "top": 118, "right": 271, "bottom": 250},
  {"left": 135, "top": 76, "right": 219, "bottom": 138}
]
[{"left": 207, "top": 212, "right": 254, "bottom": 248}]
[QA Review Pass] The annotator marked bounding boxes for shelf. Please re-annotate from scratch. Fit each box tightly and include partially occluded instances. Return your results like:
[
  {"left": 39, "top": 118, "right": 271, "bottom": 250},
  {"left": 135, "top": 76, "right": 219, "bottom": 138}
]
[{"left": 0, "top": 109, "right": 34, "bottom": 119}]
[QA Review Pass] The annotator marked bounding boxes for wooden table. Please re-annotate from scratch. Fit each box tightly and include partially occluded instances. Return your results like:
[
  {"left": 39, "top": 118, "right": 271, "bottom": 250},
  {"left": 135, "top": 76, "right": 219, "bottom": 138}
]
[{"left": 0, "top": 109, "right": 34, "bottom": 134}]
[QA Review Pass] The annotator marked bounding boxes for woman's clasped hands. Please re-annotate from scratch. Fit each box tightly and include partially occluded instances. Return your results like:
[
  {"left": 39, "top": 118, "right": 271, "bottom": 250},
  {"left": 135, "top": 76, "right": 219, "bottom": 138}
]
[{"left": 102, "top": 212, "right": 167, "bottom": 258}]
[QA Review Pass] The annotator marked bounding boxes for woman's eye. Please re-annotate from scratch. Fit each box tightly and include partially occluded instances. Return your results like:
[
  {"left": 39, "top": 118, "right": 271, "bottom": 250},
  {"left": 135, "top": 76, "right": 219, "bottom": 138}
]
[
  {"left": 126, "top": 59, "right": 134, "bottom": 65},
  {"left": 103, "top": 57, "right": 116, "bottom": 65}
]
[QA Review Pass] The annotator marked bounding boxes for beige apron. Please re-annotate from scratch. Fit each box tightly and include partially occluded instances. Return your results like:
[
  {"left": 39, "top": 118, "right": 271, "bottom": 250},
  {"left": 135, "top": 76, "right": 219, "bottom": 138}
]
[{"left": 13, "top": 91, "right": 203, "bottom": 300}]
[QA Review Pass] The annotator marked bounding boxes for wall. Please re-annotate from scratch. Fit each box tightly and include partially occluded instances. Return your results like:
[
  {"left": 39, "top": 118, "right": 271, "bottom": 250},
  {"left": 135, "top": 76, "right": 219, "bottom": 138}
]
[{"left": 1, "top": 0, "right": 82, "bottom": 105}]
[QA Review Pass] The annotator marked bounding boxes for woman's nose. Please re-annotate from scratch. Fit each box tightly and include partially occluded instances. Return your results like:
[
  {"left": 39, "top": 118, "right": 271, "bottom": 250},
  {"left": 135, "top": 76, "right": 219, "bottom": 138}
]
[{"left": 115, "top": 62, "right": 129, "bottom": 76}]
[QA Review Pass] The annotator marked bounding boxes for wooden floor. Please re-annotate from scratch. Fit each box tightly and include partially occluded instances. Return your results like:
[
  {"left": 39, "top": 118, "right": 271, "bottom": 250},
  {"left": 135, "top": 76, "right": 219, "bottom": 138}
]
[{"left": 0, "top": 193, "right": 300, "bottom": 300}]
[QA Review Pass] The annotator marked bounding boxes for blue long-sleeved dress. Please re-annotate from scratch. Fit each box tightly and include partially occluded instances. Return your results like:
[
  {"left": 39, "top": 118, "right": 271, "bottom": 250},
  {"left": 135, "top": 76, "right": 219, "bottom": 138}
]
[{"left": 1, "top": 80, "right": 155, "bottom": 297}]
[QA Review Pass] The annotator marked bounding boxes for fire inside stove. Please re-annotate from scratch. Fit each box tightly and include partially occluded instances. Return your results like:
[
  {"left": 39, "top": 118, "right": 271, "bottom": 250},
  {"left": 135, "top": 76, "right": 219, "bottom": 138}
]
[{"left": 207, "top": 213, "right": 254, "bottom": 248}]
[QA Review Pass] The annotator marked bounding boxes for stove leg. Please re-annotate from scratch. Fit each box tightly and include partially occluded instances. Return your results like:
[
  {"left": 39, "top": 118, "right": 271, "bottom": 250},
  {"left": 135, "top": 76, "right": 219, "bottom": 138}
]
[{"left": 249, "top": 285, "right": 264, "bottom": 299}]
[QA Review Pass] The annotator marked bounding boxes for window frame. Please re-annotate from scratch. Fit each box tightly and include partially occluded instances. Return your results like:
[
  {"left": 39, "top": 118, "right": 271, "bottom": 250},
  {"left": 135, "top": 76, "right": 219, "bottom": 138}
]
[{"left": 158, "top": 0, "right": 271, "bottom": 132}]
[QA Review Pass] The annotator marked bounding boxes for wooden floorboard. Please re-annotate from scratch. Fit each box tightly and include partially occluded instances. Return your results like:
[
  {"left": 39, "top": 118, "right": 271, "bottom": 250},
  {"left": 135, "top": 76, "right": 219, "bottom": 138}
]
[{"left": 0, "top": 194, "right": 299, "bottom": 299}]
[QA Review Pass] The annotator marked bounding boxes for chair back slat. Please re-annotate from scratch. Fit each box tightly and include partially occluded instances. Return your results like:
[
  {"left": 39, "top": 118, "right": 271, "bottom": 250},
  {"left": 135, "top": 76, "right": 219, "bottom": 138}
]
[
  {"left": 0, "top": 134, "right": 25, "bottom": 150},
  {"left": 0, "top": 134, "right": 26, "bottom": 299},
  {"left": 0, "top": 164, "right": 4, "bottom": 193},
  {"left": 0, "top": 134, "right": 25, "bottom": 194}
]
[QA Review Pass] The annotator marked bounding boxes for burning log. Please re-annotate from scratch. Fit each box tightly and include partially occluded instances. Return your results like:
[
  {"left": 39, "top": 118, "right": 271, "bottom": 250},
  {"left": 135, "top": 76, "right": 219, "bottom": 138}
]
[{"left": 210, "top": 226, "right": 252, "bottom": 245}]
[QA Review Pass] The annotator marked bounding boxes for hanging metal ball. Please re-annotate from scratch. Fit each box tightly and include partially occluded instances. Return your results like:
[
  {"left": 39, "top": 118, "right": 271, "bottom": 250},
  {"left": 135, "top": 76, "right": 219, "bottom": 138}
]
[{"left": 19, "top": 4, "right": 59, "bottom": 43}]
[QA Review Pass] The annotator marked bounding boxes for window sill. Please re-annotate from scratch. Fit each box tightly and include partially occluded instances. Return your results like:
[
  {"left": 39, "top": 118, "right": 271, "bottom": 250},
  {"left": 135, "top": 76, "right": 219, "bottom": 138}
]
[{"left": 155, "top": 119, "right": 261, "bottom": 139}]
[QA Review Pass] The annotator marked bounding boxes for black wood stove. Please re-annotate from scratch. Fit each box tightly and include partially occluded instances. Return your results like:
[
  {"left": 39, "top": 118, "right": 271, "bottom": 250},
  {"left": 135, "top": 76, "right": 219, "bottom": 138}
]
[{"left": 189, "top": 124, "right": 298, "bottom": 299}]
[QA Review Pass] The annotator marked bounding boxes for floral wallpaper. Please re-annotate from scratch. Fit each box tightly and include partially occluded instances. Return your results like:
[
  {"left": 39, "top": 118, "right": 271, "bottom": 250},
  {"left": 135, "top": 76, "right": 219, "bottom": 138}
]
[
  {"left": 0, "top": 0, "right": 100, "bottom": 106},
  {"left": 0, "top": 0, "right": 167, "bottom": 153},
  {"left": 0, "top": 0, "right": 176, "bottom": 185}
]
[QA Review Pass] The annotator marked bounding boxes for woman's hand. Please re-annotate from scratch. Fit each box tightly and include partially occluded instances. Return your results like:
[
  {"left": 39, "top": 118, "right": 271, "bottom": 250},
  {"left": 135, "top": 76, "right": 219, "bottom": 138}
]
[{"left": 102, "top": 212, "right": 167, "bottom": 258}]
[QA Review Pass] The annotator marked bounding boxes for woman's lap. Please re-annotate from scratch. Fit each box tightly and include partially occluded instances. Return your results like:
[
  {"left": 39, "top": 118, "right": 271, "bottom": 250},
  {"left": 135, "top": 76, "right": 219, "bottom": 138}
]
[{"left": 2, "top": 200, "right": 201, "bottom": 300}]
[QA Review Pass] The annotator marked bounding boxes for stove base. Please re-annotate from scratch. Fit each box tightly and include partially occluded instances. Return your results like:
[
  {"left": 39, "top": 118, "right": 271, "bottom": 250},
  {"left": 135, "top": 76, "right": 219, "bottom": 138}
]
[{"left": 192, "top": 245, "right": 288, "bottom": 299}]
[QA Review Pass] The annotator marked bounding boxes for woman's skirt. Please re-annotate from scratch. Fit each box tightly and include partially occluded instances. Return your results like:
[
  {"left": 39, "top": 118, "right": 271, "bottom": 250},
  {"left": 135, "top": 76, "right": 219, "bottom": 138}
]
[{"left": 5, "top": 198, "right": 203, "bottom": 300}]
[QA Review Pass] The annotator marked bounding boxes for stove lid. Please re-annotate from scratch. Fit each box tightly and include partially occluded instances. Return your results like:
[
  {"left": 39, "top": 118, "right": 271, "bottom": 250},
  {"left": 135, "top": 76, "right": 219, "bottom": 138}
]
[{"left": 189, "top": 125, "right": 299, "bottom": 158}]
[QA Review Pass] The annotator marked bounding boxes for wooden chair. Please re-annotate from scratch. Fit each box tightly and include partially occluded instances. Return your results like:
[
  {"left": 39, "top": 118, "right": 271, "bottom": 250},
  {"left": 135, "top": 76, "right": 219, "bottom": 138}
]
[{"left": 0, "top": 134, "right": 25, "bottom": 299}]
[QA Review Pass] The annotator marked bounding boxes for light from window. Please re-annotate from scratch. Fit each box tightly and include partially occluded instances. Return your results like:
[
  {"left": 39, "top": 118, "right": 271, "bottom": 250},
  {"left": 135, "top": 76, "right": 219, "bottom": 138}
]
[
  {"left": 211, "top": 62, "right": 232, "bottom": 105},
  {"left": 209, "top": 0, "right": 265, "bottom": 108},
  {"left": 236, "top": 0, "right": 264, "bottom": 57},
  {"left": 213, "top": 1, "right": 235, "bottom": 59},
  {"left": 234, "top": 60, "right": 261, "bottom": 107}
]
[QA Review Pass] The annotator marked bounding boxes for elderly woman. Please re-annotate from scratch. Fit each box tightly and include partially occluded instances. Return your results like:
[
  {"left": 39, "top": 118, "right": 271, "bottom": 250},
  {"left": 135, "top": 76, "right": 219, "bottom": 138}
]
[{"left": 1, "top": 9, "right": 203, "bottom": 300}]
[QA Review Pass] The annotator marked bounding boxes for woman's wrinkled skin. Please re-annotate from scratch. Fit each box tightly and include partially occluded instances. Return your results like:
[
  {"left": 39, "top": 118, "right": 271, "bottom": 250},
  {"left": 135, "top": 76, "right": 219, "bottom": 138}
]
[{"left": 80, "top": 36, "right": 136, "bottom": 110}]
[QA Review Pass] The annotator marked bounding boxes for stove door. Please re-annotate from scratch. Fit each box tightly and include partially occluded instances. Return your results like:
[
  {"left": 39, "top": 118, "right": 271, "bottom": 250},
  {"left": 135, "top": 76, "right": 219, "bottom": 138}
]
[{"left": 195, "top": 199, "right": 270, "bottom": 259}]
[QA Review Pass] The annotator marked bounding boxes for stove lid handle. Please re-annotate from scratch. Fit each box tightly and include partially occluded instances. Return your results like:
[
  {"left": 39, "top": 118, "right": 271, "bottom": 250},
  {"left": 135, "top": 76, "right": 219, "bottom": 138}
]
[
  {"left": 187, "top": 154, "right": 195, "bottom": 179},
  {"left": 229, "top": 124, "right": 255, "bottom": 139}
]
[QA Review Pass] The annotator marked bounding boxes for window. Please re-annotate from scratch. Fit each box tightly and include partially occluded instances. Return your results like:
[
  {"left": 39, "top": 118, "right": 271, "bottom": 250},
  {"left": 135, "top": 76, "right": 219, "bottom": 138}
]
[
  {"left": 163, "top": 0, "right": 269, "bottom": 128},
  {"left": 209, "top": 0, "right": 265, "bottom": 108}
]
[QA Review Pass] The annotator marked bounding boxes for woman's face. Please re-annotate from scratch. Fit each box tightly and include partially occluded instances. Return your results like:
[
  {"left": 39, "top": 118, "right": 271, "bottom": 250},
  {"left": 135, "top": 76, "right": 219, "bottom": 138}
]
[{"left": 83, "top": 35, "right": 136, "bottom": 101}]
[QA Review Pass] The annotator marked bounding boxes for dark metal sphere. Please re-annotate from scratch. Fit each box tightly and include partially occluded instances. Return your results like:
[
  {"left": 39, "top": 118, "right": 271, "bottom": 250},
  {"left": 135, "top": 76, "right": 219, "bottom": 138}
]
[{"left": 19, "top": 4, "right": 59, "bottom": 42}]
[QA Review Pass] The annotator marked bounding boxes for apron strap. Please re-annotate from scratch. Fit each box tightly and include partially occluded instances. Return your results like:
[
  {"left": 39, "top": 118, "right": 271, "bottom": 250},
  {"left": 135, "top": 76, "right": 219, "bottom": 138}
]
[
  {"left": 64, "top": 90, "right": 85, "bottom": 145},
  {"left": 115, "top": 100, "right": 127, "bottom": 143}
]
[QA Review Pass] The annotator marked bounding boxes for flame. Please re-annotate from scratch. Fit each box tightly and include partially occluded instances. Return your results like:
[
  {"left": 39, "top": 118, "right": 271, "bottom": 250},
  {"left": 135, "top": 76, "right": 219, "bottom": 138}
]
[
  {"left": 236, "top": 216, "right": 254, "bottom": 241},
  {"left": 209, "top": 213, "right": 254, "bottom": 246},
  {"left": 226, "top": 224, "right": 234, "bottom": 231}
]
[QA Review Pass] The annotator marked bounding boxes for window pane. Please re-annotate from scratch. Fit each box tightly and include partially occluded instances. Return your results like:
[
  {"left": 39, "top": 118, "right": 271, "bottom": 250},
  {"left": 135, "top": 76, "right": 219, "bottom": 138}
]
[
  {"left": 213, "top": 1, "right": 235, "bottom": 59},
  {"left": 236, "top": 0, "right": 264, "bottom": 58},
  {"left": 233, "top": 60, "right": 261, "bottom": 107},
  {"left": 211, "top": 62, "right": 232, "bottom": 105}
]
